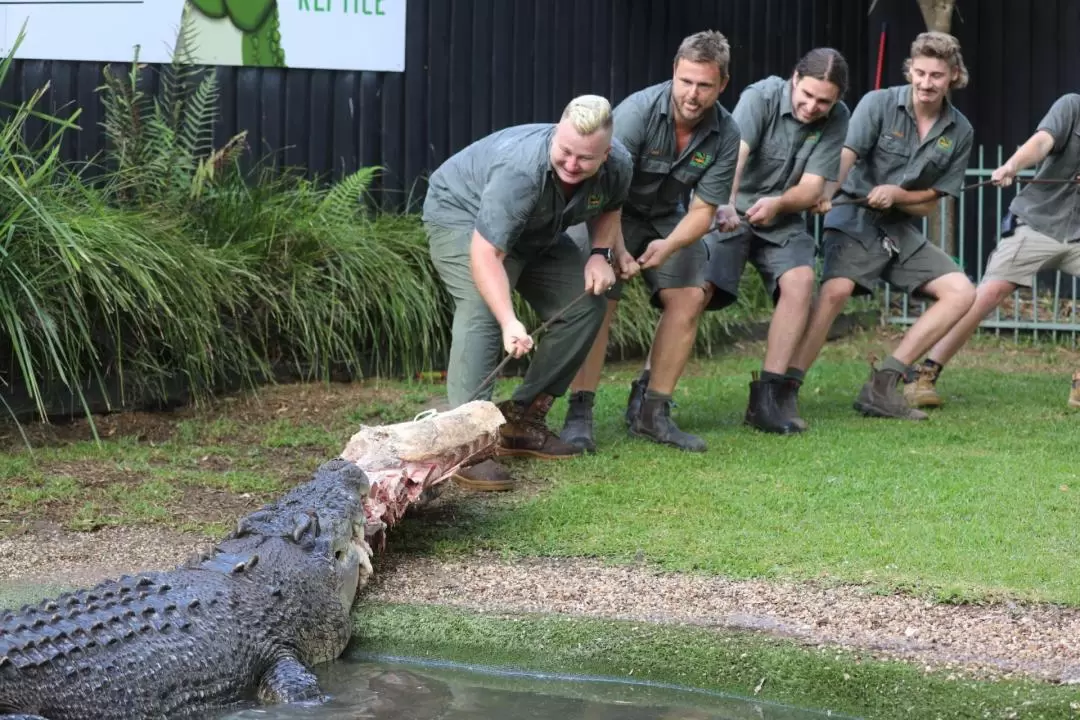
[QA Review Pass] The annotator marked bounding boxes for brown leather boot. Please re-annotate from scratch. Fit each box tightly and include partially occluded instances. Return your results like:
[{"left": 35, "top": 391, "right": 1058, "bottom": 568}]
[
  {"left": 853, "top": 362, "right": 928, "bottom": 420},
  {"left": 453, "top": 458, "right": 516, "bottom": 492},
  {"left": 496, "top": 395, "right": 584, "bottom": 459},
  {"left": 903, "top": 363, "right": 942, "bottom": 408}
]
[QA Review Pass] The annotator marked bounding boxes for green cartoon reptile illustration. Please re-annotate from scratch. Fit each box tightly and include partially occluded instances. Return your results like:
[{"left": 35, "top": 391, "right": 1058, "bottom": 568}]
[{"left": 181, "top": 0, "right": 286, "bottom": 67}]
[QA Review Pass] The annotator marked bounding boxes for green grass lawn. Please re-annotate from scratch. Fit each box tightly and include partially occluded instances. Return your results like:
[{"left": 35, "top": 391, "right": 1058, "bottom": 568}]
[
  {"left": 3, "top": 326, "right": 1079, "bottom": 609},
  {"left": 394, "top": 328, "right": 1080, "bottom": 607}
]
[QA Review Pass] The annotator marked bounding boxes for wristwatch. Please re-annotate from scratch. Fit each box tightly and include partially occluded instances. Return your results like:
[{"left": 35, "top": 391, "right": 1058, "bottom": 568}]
[{"left": 590, "top": 247, "right": 614, "bottom": 264}]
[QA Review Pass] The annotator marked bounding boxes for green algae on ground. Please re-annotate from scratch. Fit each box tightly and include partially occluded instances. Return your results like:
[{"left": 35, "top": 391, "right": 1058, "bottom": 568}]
[{"left": 351, "top": 602, "right": 1080, "bottom": 720}]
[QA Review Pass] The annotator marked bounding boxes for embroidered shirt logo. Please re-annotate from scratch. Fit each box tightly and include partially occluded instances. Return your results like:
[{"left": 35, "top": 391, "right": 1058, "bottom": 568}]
[
  {"left": 586, "top": 193, "right": 603, "bottom": 210},
  {"left": 805, "top": 131, "right": 822, "bottom": 144},
  {"left": 690, "top": 151, "right": 713, "bottom": 168},
  {"left": 936, "top": 136, "right": 953, "bottom": 151}
]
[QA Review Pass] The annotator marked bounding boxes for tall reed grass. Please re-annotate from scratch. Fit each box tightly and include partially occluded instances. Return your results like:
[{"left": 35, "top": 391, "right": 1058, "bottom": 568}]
[{"left": 0, "top": 25, "right": 779, "bottom": 436}]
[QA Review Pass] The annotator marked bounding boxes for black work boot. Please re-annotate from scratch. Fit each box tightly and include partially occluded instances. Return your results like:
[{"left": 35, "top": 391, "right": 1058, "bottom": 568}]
[
  {"left": 776, "top": 378, "right": 809, "bottom": 431},
  {"left": 744, "top": 372, "right": 801, "bottom": 434},
  {"left": 629, "top": 391, "right": 706, "bottom": 452},
  {"left": 853, "top": 361, "right": 929, "bottom": 420},
  {"left": 559, "top": 390, "right": 596, "bottom": 453},
  {"left": 624, "top": 369, "right": 649, "bottom": 427},
  {"left": 497, "top": 395, "right": 585, "bottom": 459}
]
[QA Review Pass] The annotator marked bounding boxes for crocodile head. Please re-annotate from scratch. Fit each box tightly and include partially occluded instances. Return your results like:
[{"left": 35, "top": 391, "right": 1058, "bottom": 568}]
[{"left": 227, "top": 457, "right": 374, "bottom": 614}]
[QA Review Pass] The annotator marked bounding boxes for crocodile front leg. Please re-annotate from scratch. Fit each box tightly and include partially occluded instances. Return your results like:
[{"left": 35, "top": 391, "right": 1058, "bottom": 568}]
[{"left": 257, "top": 654, "right": 327, "bottom": 705}]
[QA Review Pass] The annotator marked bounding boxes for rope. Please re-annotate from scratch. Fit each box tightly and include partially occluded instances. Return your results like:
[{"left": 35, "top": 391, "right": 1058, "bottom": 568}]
[{"left": 465, "top": 288, "right": 593, "bottom": 403}]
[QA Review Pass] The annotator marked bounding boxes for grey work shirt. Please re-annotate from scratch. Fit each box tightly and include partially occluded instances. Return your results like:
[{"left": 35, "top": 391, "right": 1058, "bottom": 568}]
[
  {"left": 1009, "top": 93, "right": 1080, "bottom": 241},
  {"left": 730, "top": 75, "right": 850, "bottom": 244},
  {"left": 612, "top": 80, "right": 741, "bottom": 218},
  {"left": 422, "top": 123, "right": 633, "bottom": 256},
  {"left": 825, "top": 84, "right": 974, "bottom": 259}
]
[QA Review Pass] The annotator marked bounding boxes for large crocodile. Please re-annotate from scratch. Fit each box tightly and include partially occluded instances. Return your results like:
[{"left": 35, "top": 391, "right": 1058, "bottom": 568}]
[{"left": 0, "top": 457, "right": 375, "bottom": 720}]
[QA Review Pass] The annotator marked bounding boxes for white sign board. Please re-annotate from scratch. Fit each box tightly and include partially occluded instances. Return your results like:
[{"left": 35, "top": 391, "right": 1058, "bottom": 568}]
[{"left": 0, "top": 0, "right": 407, "bottom": 72}]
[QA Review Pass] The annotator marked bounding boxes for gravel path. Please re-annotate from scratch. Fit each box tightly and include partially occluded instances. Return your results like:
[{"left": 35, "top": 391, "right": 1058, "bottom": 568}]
[{"left": 5, "top": 529, "right": 1080, "bottom": 685}]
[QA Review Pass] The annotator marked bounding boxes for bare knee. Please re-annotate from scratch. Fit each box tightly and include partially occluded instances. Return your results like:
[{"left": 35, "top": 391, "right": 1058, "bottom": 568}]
[
  {"left": 818, "top": 277, "right": 855, "bottom": 308},
  {"left": 977, "top": 279, "right": 1017, "bottom": 308},
  {"left": 777, "top": 266, "right": 815, "bottom": 302},
  {"left": 659, "top": 287, "right": 705, "bottom": 323},
  {"left": 926, "top": 272, "right": 976, "bottom": 311}
]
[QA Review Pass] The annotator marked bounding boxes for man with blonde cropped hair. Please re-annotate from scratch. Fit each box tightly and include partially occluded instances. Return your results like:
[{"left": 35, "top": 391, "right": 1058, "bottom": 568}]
[
  {"left": 560, "top": 30, "right": 742, "bottom": 454},
  {"left": 423, "top": 94, "right": 633, "bottom": 490},
  {"left": 787, "top": 31, "right": 976, "bottom": 421}
]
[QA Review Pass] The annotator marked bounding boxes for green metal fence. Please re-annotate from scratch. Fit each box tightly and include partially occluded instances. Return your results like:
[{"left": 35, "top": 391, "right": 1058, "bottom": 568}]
[{"left": 827, "top": 145, "right": 1080, "bottom": 347}]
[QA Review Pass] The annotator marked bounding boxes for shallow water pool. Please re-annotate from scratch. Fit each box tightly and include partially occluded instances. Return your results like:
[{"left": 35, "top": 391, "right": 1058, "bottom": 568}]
[{"left": 223, "top": 652, "right": 855, "bottom": 719}]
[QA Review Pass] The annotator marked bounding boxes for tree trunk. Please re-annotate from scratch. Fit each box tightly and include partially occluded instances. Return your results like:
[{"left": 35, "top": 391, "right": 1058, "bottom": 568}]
[
  {"left": 918, "top": 0, "right": 955, "bottom": 31},
  {"left": 917, "top": 0, "right": 959, "bottom": 262}
]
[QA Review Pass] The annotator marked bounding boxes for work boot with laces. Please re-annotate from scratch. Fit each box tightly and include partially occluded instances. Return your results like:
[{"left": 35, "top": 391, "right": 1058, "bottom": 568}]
[
  {"left": 624, "top": 369, "right": 649, "bottom": 427},
  {"left": 629, "top": 392, "right": 706, "bottom": 452},
  {"left": 497, "top": 395, "right": 583, "bottom": 459},
  {"left": 853, "top": 361, "right": 928, "bottom": 420},
  {"left": 1070, "top": 371, "right": 1080, "bottom": 409},
  {"left": 452, "top": 458, "right": 516, "bottom": 492},
  {"left": 559, "top": 390, "right": 596, "bottom": 453},
  {"left": 903, "top": 363, "right": 942, "bottom": 408},
  {"left": 745, "top": 373, "right": 802, "bottom": 434}
]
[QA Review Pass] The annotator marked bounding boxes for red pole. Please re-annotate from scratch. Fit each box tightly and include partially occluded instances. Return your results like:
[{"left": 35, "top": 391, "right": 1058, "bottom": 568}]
[{"left": 875, "top": 21, "right": 887, "bottom": 89}]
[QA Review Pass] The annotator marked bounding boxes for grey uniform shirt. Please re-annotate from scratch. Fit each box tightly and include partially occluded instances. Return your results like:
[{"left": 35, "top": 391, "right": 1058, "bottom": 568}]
[
  {"left": 1009, "top": 93, "right": 1080, "bottom": 241},
  {"left": 731, "top": 75, "right": 850, "bottom": 244},
  {"left": 613, "top": 80, "right": 741, "bottom": 218},
  {"left": 422, "top": 123, "right": 633, "bottom": 256},
  {"left": 825, "top": 85, "right": 974, "bottom": 258}
]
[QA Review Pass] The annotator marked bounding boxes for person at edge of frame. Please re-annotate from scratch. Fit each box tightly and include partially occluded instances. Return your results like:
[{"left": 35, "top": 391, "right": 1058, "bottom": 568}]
[
  {"left": 421, "top": 94, "right": 633, "bottom": 492},
  {"left": 556, "top": 29, "right": 742, "bottom": 455},
  {"left": 903, "top": 92, "right": 1080, "bottom": 411},
  {"left": 786, "top": 31, "right": 977, "bottom": 422},
  {"left": 701, "top": 46, "right": 852, "bottom": 434}
]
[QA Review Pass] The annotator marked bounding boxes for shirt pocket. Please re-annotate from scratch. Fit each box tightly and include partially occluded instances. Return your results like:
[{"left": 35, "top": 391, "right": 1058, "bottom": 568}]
[{"left": 872, "top": 132, "right": 910, "bottom": 181}]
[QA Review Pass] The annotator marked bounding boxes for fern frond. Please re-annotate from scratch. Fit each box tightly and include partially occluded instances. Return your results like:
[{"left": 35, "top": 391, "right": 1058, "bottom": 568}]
[
  {"left": 317, "top": 166, "right": 381, "bottom": 224},
  {"left": 176, "top": 70, "right": 219, "bottom": 166}
]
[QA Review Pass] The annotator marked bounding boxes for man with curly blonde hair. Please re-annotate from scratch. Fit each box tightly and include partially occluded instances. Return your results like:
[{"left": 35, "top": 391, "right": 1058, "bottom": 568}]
[{"left": 786, "top": 31, "right": 976, "bottom": 421}]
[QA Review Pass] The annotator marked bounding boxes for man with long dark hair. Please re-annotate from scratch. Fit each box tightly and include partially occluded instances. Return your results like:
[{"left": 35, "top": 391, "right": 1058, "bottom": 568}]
[{"left": 704, "top": 47, "right": 851, "bottom": 434}]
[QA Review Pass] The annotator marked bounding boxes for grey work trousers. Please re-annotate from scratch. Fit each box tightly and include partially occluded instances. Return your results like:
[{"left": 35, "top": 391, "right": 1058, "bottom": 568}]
[{"left": 427, "top": 223, "right": 607, "bottom": 409}]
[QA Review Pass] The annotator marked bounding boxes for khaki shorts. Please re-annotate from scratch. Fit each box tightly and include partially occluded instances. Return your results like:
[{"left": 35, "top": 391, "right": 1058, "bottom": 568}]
[
  {"left": 821, "top": 229, "right": 961, "bottom": 299},
  {"left": 983, "top": 224, "right": 1080, "bottom": 286},
  {"left": 566, "top": 213, "right": 709, "bottom": 309}
]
